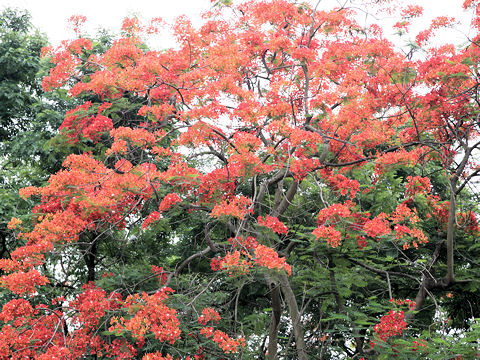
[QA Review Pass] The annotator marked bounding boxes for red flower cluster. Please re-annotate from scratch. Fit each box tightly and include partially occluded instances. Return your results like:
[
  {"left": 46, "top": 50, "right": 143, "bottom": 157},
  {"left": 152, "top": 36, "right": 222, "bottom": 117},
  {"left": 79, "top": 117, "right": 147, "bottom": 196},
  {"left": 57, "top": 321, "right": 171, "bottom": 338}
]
[
  {"left": 405, "top": 176, "right": 431, "bottom": 198},
  {"left": 373, "top": 310, "right": 406, "bottom": 341},
  {"left": 198, "top": 307, "right": 221, "bottom": 325},
  {"left": 390, "top": 298, "right": 416, "bottom": 311},
  {"left": 158, "top": 193, "right": 182, "bottom": 212},
  {"left": 257, "top": 215, "right": 288, "bottom": 234},
  {"left": 372, "top": 298, "right": 416, "bottom": 344},
  {"left": 324, "top": 173, "right": 360, "bottom": 198},
  {"left": 313, "top": 225, "right": 342, "bottom": 248},
  {"left": 152, "top": 265, "right": 167, "bottom": 285},
  {"left": 412, "top": 339, "right": 427, "bottom": 352},
  {"left": 142, "top": 352, "right": 173, "bottom": 360},
  {"left": 142, "top": 211, "right": 161, "bottom": 229},
  {"left": 363, "top": 215, "right": 391, "bottom": 238},
  {"left": 357, "top": 236, "right": 367, "bottom": 249},
  {"left": 316, "top": 202, "right": 352, "bottom": 226},
  {"left": 5, "top": 0, "right": 479, "bottom": 357},
  {"left": 59, "top": 102, "right": 113, "bottom": 143}
]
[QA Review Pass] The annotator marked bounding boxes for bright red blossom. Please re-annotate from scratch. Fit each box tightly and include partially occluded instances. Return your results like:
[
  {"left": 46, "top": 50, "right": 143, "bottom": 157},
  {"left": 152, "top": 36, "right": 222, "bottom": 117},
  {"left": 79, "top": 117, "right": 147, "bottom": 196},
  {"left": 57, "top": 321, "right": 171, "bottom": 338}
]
[
  {"left": 374, "top": 310, "right": 407, "bottom": 341},
  {"left": 363, "top": 216, "right": 391, "bottom": 238},
  {"left": 3, "top": 0, "right": 478, "bottom": 358},
  {"left": 198, "top": 308, "right": 221, "bottom": 325},
  {"left": 257, "top": 215, "right": 288, "bottom": 234},
  {"left": 158, "top": 193, "right": 182, "bottom": 212},
  {"left": 313, "top": 225, "right": 342, "bottom": 248}
]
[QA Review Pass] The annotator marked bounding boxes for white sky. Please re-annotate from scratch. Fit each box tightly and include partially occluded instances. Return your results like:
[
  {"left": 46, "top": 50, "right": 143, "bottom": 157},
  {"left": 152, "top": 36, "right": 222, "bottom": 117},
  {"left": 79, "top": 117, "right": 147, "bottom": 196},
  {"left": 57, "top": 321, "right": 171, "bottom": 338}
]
[
  {"left": 2, "top": 0, "right": 211, "bottom": 46},
  {"left": 0, "top": 0, "right": 475, "bottom": 48}
]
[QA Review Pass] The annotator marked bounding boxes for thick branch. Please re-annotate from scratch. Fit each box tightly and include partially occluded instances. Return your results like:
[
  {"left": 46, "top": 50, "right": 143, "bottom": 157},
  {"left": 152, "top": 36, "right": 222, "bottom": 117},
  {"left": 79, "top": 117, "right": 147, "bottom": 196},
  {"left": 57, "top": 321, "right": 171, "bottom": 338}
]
[
  {"left": 456, "top": 167, "right": 480, "bottom": 195},
  {"left": 405, "top": 241, "right": 444, "bottom": 322},
  {"left": 346, "top": 257, "right": 419, "bottom": 282},
  {"left": 163, "top": 242, "right": 222, "bottom": 288},
  {"left": 271, "top": 180, "right": 299, "bottom": 218},
  {"left": 255, "top": 170, "right": 293, "bottom": 212}
]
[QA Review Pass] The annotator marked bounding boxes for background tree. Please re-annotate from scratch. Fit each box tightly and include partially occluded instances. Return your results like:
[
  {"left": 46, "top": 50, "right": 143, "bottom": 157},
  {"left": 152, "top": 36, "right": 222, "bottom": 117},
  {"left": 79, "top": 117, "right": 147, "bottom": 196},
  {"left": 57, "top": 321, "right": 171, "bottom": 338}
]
[
  {"left": 0, "top": 7, "right": 46, "bottom": 140},
  {"left": 1, "top": 1, "right": 480, "bottom": 359},
  {"left": 0, "top": 7, "right": 66, "bottom": 263}
]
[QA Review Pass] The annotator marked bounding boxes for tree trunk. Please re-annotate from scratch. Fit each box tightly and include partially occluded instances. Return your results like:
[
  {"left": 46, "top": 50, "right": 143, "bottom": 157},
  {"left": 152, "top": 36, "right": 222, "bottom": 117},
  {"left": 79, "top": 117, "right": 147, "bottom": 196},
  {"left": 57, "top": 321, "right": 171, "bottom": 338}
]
[
  {"left": 278, "top": 273, "right": 308, "bottom": 360},
  {"left": 267, "top": 285, "right": 282, "bottom": 360},
  {"left": 84, "top": 239, "right": 97, "bottom": 282},
  {"left": 446, "top": 183, "right": 456, "bottom": 284}
]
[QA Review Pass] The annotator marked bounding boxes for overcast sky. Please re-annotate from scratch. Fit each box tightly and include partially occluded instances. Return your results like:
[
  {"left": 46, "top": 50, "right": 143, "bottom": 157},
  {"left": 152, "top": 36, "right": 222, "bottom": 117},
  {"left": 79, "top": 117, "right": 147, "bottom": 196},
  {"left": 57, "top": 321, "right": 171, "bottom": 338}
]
[{"left": 1, "top": 0, "right": 475, "bottom": 47}]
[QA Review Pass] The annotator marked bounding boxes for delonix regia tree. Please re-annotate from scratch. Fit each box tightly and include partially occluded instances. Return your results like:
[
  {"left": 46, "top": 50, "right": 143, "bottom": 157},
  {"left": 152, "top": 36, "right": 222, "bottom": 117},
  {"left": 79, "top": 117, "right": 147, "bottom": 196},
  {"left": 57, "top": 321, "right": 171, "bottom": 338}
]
[{"left": 2, "top": 0, "right": 480, "bottom": 358}]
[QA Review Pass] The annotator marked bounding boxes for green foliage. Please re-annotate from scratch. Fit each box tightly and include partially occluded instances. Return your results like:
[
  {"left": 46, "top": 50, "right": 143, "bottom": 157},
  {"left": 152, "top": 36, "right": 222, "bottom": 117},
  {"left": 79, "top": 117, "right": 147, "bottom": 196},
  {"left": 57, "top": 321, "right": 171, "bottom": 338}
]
[{"left": 0, "top": 8, "right": 47, "bottom": 140}]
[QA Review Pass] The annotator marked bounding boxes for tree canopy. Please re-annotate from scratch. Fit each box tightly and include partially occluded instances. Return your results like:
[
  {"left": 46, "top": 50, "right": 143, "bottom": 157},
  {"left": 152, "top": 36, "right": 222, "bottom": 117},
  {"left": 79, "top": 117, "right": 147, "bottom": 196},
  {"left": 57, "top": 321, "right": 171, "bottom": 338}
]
[{"left": 2, "top": 1, "right": 480, "bottom": 359}]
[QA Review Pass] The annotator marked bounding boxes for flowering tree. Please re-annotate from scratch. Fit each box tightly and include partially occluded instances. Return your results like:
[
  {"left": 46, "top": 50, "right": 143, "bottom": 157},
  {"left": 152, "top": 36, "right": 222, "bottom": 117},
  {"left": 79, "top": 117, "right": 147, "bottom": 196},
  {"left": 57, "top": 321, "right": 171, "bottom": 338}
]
[{"left": 3, "top": 0, "right": 480, "bottom": 358}]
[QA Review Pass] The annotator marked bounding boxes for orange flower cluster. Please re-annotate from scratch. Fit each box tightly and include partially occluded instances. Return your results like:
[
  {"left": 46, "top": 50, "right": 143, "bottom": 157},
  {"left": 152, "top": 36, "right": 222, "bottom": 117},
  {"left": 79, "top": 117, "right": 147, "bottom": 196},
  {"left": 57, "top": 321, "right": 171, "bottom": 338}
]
[
  {"left": 0, "top": 270, "right": 49, "bottom": 296},
  {"left": 212, "top": 251, "right": 252, "bottom": 276},
  {"left": 374, "top": 148, "right": 427, "bottom": 176},
  {"left": 211, "top": 240, "right": 292, "bottom": 276},
  {"left": 316, "top": 202, "right": 352, "bottom": 226},
  {"left": 254, "top": 244, "right": 292, "bottom": 275},
  {"left": 313, "top": 198, "right": 429, "bottom": 250},
  {"left": 109, "top": 288, "right": 181, "bottom": 345},
  {"left": 200, "top": 327, "right": 245, "bottom": 354},
  {"left": 6, "top": 217, "right": 21, "bottom": 230},
  {"left": 196, "top": 307, "right": 245, "bottom": 354},
  {"left": 211, "top": 196, "right": 253, "bottom": 220}
]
